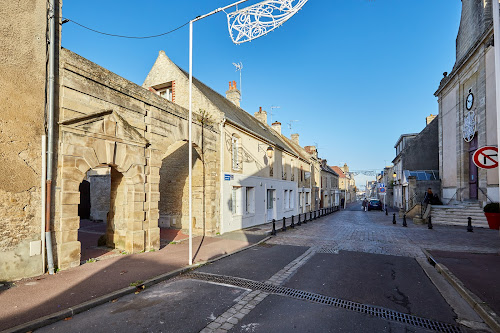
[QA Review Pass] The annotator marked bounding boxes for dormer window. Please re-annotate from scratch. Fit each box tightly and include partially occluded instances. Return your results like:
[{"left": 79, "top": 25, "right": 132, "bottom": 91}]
[
  {"left": 151, "top": 81, "right": 174, "bottom": 102},
  {"left": 158, "top": 87, "right": 172, "bottom": 101}
]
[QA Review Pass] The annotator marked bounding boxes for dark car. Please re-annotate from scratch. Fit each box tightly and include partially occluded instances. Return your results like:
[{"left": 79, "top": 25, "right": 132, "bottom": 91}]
[{"left": 368, "top": 199, "right": 382, "bottom": 211}]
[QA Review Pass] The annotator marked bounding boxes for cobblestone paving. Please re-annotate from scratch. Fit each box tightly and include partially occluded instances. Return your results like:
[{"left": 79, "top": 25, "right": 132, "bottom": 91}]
[{"left": 266, "top": 206, "right": 500, "bottom": 259}]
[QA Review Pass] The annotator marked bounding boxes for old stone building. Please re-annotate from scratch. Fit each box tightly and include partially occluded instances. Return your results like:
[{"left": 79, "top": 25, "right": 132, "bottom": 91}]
[
  {"left": 0, "top": 4, "right": 220, "bottom": 278},
  {"left": 391, "top": 118, "right": 440, "bottom": 212},
  {"left": 142, "top": 51, "right": 316, "bottom": 232},
  {"left": 0, "top": 0, "right": 48, "bottom": 280},
  {"left": 435, "top": 0, "right": 497, "bottom": 205}
]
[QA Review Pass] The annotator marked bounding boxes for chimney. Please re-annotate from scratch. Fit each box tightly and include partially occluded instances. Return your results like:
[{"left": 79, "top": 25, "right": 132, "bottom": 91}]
[
  {"left": 426, "top": 114, "right": 436, "bottom": 125},
  {"left": 226, "top": 80, "right": 241, "bottom": 107},
  {"left": 304, "top": 146, "right": 318, "bottom": 158},
  {"left": 272, "top": 121, "right": 281, "bottom": 135},
  {"left": 291, "top": 133, "right": 299, "bottom": 145},
  {"left": 254, "top": 106, "right": 267, "bottom": 124}
]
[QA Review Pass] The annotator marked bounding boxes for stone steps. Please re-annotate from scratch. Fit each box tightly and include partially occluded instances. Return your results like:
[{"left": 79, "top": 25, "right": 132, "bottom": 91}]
[{"left": 430, "top": 204, "right": 488, "bottom": 228}]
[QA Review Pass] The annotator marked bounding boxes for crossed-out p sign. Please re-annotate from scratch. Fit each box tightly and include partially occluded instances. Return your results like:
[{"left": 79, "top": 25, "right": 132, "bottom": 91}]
[{"left": 473, "top": 146, "right": 498, "bottom": 169}]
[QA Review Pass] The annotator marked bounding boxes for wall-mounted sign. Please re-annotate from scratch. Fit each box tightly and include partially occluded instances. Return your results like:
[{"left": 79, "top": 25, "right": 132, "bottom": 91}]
[
  {"left": 224, "top": 174, "right": 234, "bottom": 181},
  {"left": 463, "top": 110, "right": 476, "bottom": 142},
  {"left": 473, "top": 146, "right": 498, "bottom": 169}
]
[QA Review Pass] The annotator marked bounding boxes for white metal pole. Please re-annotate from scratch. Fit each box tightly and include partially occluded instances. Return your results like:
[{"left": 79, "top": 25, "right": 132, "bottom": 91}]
[
  {"left": 493, "top": 0, "right": 500, "bottom": 205},
  {"left": 188, "top": 20, "right": 193, "bottom": 266}
]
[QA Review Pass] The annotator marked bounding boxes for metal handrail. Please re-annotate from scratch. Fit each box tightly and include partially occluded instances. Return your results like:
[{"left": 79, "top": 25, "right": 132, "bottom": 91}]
[
  {"left": 478, "top": 187, "right": 495, "bottom": 203},
  {"left": 445, "top": 189, "right": 458, "bottom": 205}
]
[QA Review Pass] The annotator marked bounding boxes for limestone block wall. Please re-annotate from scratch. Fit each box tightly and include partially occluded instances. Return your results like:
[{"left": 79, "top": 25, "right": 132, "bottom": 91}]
[
  {"left": 0, "top": 1, "right": 48, "bottom": 280},
  {"left": 52, "top": 49, "right": 221, "bottom": 269}
]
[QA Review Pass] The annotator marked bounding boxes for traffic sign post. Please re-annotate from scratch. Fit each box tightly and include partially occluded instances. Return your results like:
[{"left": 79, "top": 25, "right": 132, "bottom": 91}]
[{"left": 473, "top": 146, "right": 498, "bottom": 169}]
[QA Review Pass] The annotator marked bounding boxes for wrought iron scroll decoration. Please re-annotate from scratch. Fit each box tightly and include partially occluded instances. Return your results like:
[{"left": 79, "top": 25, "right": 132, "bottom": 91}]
[
  {"left": 227, "top": 0, "right": 308, "bottom": 44},
  {"left": 462, "top": 110, "right": 476, "bottom": 142}
]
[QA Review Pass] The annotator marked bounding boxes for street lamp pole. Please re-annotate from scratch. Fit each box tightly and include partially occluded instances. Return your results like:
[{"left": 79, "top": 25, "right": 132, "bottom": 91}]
[
  {"left": 188, "top": 0, "right": 250, "bottom": 265},
  {"left": 493, "top": 0, "right": 500, "bottom": 207},
  {"left": 187, "top": 0, "right": 308, "bottom": 265}
]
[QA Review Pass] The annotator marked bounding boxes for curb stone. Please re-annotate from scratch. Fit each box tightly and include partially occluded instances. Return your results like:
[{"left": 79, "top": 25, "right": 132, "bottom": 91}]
[
  {"left": 422, "top": 249, "right": 500, "bottom": 333},
  {"left": 2, "top": 236, "right": 272, "bottom": 333}
]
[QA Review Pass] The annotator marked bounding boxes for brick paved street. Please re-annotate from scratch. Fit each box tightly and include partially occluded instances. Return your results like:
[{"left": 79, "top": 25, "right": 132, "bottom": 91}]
[
  {"left": 36, "top": 204, "right": 497, "bottom": 332},
  {"left": 267, "top": 203, "right": 500, "bottom": 259}
]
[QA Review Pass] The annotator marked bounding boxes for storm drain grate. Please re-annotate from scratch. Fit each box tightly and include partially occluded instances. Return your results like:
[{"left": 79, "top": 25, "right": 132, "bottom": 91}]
[
  {"left": 314, "top": 247, "right": 339, "bottom": 254},
  {"left": 186, "top": 272, "right": 461, "bottom": 333}
]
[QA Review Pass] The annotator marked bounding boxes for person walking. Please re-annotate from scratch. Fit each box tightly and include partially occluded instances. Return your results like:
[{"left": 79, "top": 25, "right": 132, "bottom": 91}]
[{"left": 363, "top": 198, "right": 368, "bottom": 211}]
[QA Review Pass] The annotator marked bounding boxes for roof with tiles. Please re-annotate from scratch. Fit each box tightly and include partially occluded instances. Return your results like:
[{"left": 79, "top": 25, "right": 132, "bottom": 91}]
[
  {"left": 177, "top": 68, "right": 297, "bottom": 156},
  {"left": 330, "top": 166, "right": 346, "bottom": 178}
]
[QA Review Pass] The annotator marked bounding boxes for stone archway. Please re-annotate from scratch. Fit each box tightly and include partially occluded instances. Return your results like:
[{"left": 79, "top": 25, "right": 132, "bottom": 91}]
[
  {"left": 55, "top": 110, "right": 158, "bottom": 270},
  {"left": 158, "top": 141, "right": 205, "bottom": 235}
]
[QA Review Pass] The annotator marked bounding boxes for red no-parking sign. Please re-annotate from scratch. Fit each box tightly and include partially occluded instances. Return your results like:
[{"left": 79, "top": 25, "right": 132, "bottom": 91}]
[{"left": 473, "top": 146, "right": 498, "bottom": 169}]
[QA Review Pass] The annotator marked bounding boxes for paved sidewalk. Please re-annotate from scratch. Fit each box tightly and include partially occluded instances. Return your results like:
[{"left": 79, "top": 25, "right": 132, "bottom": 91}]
[
  {"left": 427, "top": 250, "right": 500, "bottom": 331},
  {"left": 0, "top": 230, "right": 268, "bottom": 332}
]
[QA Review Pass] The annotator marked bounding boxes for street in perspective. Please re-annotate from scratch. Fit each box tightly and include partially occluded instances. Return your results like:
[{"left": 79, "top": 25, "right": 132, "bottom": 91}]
[{"left": 2, "top": 0, "right": 500, "bottom": 332}]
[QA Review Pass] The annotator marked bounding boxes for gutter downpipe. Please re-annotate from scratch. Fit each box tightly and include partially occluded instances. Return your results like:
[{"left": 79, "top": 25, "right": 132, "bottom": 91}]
[
  {"left": 41, "top": 135, "right": 46, "bottom": 273},
  {"left": 219, "top": 118, "right": 226, "bottom": 235},
  {"left": 45, "top": 0, "right": 56, "bottom": 275}
]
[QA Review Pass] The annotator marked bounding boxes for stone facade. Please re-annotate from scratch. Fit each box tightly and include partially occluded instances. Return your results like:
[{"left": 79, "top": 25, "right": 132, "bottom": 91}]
[
  {"left": 0, "top": 0, "right": 49, "bottom": 280},
  {"left": 435, "top": 0, "right": 497, "bottom": 205},
  {"left": 52, "top": 49, "right": 220, "bottom": 269}
]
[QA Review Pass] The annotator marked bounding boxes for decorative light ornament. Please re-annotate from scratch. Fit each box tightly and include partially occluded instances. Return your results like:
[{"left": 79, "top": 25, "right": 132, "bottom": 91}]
[
  {"left": 227, "top": 0, "right": 308, "bottom": 44},
  {"left": 463, "top": 110, "right": 476, "bottom": 142}
]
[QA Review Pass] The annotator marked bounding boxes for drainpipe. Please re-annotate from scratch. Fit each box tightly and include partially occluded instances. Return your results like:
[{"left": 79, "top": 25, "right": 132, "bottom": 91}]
[
  {"left": 41, "top": 135, "right": 46, "bottom": 273},
  {"left": 45, "top": 0, "right": 57, "bottom": 275},
  {"left": 219, "top": 117, "right": 226, "bottom": 235}
]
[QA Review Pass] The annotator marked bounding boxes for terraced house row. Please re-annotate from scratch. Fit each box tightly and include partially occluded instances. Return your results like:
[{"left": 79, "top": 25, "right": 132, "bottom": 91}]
[{"left": 0, "top": 3, "right": 342, "bottom": 280}]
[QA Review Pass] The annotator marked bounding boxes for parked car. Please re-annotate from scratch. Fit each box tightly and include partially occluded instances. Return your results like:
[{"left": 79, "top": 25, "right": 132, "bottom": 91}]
[{"left": 368, "top": 199, "right": 382, "bottom": 211}]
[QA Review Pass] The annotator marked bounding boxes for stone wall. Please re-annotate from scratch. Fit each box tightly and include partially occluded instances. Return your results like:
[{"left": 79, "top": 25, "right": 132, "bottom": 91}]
[
  {"left": 0, "top": 0, "right": 48, "bottom": 280},
  {"left": 51, "top": 49, "right": 220, "bottom": 269},
  {"left": 401, "top": 118, "right": 439, "bottom": 171}
]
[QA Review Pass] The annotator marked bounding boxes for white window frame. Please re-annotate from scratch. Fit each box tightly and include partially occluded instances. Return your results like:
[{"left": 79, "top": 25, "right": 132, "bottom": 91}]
[
  {"left": 245, "top": 187, "right": 255, "bottom": 214},
  {"left": 289, "top": 190, "right": 294, "bottom": 209},
  {"left": 231, "top": 186, "right": 242, "bottom": 215}
]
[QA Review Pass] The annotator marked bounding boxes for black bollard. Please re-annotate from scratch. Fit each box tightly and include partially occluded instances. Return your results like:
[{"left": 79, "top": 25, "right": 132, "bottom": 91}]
[
  {"left": 291, "top": 215, "right": 295, "bottom": 229},
  {"left": 428, "top": 215, "right": 433, "bottom": 229},
  {"left": 403, "top": 214, "right": 407, "bottom": 227},
  {"left": 271, "top": 219, "right": 276, "bottom": 236},
  {"left": 392, "top": 213, "right": 396, "bottom": 224},
  {"left": 297, "top": 213, "right": 302, "bottom": 226},
  {"left": 385, "top": 208, "right": 388, "bottom": 216},
  {"left": 304, "top": 212, "right": 308, "bottom": 224},
  {"left": 282, "top": 217, "right": 287, "bottom": 232},
  {"left": 467, "top": 217, "right": 473, "bottom": 232}
]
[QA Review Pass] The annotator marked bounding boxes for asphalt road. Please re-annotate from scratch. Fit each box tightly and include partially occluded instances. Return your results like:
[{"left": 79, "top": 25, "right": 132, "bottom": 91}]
[{"left": 37, "top": 207, "right": 493, "bottom": 333}]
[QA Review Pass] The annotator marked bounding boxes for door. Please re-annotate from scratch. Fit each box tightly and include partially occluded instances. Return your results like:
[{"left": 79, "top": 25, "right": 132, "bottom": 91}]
[
  {"left": 469, "top": 135, "right": 478, "bottom": 200},
  {"left": 267, "top": 189, "right": 276, "bottom": 221}
]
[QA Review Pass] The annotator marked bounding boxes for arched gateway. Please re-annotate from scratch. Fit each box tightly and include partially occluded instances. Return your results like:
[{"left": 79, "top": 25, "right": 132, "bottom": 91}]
[{"left": 56, "top": 110, "right": 157, "bottom": 270}]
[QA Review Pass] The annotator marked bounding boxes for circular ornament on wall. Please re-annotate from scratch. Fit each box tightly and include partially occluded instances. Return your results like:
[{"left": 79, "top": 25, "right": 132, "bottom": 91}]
[
  {"left": 466, "top": 92, "right": 474, "bottom": 110},
  {"left": 462, "top": 110, "right": 476, "bottom": 142}
]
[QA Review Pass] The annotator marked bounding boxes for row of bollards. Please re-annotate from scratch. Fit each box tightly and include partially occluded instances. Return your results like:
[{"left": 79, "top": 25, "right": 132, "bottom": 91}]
[
  {"left": 389, "top": 210, "right": 473, "bottom": 232},
  {"left": 270, "top": 207, "right": 338, "bottom": 236}
]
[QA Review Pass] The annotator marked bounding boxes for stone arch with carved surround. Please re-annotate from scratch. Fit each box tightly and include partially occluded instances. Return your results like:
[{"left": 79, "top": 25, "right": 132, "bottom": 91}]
[{"left": 55, "top": 110, "right": 159, "bottom": 270}]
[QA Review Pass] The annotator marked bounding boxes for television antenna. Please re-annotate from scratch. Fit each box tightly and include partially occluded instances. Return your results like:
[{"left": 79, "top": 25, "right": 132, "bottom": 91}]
[
  {"left": 232, "top": 61, "right": 243, "bottom": 101},
  {"left": 288, "top": 120, "right": 298, "bottom": 131},
  {"left": 270, "top": 105, "right": 280, "bottom": 123}
]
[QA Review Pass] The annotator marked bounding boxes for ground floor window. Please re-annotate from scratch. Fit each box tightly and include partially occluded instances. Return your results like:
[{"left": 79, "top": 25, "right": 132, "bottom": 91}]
[
  {"left": 231, "top": 186, "right": 242, "bottom": 215},
  {"left": 245, "top": 187, "right": 255, "bottom": 214}
]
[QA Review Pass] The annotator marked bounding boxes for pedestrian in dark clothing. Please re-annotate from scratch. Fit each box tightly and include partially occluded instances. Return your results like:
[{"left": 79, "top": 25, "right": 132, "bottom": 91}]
[
  {"left": 341, "top": 198, "right": 345, "bottom": 209},
  {"left": 423, "top": 188, "right": 434, "bottom": 204},
  {"left": 362, "top": 198, "right": 368, "bottom": 211}
]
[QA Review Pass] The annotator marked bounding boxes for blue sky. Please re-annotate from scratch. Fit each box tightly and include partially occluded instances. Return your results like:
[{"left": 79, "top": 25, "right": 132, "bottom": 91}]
[{"left": 61, "top": 0, "right": 462, "bottom": 187}]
